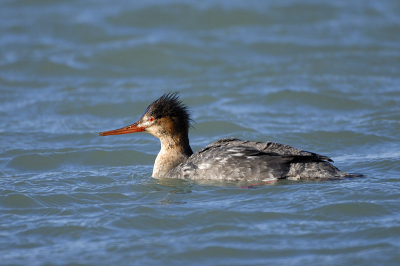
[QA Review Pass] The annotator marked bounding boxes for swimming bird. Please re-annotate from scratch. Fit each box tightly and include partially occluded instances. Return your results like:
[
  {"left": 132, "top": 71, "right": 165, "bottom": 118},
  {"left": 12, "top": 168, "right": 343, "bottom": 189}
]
[{"left": 99, "top": 93, "right": 359, "bottom": 182}]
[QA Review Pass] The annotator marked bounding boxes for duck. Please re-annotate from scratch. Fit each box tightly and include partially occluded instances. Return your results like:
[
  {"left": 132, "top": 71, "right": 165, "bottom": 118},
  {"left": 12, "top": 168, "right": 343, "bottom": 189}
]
[{"left": 99, "top": 92, "right": 360, "bottom": 182}]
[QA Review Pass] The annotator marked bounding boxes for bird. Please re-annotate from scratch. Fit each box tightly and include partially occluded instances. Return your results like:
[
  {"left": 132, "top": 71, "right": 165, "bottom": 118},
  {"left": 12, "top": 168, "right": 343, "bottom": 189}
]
[{"left": 99, "top": 92, "right": 360, "bottom": 182}]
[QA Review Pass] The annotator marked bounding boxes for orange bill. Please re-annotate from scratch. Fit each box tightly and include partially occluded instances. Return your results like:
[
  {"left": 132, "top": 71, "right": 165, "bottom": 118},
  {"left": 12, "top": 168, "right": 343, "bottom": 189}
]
[{"left": 99, "top": 123, "right": 145, "bottom": 136}]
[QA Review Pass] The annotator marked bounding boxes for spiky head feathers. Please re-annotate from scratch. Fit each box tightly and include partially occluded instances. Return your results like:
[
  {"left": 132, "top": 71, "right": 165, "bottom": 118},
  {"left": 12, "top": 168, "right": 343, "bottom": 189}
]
[{"left": 144, "top": 92, "right": 192, "bottom": 133}]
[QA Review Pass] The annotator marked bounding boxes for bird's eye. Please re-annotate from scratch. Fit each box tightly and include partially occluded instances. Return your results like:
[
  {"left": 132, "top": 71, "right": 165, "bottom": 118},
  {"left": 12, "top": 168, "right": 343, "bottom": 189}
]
[{"left": 148, "top": 117, "right": 154, "bottom": 122}]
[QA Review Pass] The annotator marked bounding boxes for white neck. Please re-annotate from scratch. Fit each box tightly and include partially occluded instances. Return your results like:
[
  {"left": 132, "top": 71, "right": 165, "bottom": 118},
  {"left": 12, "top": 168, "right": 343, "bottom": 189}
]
[{"left": 152, "top": 135, "right": 193, "bottom": 178}]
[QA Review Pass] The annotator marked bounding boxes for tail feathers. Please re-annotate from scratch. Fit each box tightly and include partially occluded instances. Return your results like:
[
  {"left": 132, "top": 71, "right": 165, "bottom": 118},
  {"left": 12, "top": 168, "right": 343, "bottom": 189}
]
[
  {"left": 340, "top": 172, "right": 365, "bottom": 178},
  {"left": 286, "top": 161, "right": 364, "bottom": 180}
]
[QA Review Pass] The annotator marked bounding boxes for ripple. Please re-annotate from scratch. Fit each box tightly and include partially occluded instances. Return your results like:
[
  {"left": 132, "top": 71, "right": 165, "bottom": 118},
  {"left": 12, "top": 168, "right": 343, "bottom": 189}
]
[
  {"left": 0, "top": 193, "right": 43, "bottom": 209},
  {"left": 6, "top": 148, "right": 154, "bottom": 173},
  {"left": 7, "top": 153, "right": 63, "bottom": 171}
]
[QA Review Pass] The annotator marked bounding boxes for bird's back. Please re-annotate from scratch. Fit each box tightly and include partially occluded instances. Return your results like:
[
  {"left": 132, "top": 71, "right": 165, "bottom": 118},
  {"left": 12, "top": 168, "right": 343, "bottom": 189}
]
[{"left": 166, "top": 138, "right": 356, "bottom": 181}]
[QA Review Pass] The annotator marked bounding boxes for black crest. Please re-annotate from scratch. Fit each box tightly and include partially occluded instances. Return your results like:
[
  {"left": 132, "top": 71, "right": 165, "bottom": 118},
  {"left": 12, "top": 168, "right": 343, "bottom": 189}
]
[{"left": 147, "top": 92, "right": 193, "bottom": 132}]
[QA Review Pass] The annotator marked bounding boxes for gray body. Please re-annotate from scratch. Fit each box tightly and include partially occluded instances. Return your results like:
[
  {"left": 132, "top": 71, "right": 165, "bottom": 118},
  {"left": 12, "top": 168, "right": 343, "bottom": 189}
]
[{"left": 167, "top": 138, "right": 356, "bottom": 181}]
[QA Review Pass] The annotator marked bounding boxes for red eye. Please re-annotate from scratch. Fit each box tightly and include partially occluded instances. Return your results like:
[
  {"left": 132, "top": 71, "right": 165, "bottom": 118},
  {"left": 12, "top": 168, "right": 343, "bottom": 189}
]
[{"left": 148, "top": 117, "right": 154, "bottom": 122}]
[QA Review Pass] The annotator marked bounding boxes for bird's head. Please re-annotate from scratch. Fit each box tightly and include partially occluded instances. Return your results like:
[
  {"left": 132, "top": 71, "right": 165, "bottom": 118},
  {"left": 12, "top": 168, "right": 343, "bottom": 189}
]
[{"left": 99, "top": 92, "right": 192, "bottom": 139}]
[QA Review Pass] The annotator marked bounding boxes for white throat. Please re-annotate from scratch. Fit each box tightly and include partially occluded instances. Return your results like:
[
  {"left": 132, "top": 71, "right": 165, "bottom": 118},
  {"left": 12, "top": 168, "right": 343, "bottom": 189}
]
[{"left": 152, "top": 136, "right": 192, "bottom": 178}]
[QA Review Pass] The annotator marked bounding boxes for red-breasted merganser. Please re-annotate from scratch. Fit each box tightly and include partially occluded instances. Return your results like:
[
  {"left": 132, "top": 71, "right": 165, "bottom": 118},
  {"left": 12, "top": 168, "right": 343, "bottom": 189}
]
[{"left": 99, "top": 93, "right": 360, "bottom": 181}]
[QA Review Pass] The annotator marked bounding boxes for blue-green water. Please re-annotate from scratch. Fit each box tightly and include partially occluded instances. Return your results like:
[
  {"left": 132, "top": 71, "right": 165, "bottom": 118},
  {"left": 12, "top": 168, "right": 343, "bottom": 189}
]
[{"left": 1, "top": 0, "right": 400, "bottom": 265}]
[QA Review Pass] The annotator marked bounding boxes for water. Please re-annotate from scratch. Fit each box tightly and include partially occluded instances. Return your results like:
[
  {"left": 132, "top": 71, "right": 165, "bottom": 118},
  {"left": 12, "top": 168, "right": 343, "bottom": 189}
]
[{"left": 1, "top": 0, "right": 400, "bottom": 265}]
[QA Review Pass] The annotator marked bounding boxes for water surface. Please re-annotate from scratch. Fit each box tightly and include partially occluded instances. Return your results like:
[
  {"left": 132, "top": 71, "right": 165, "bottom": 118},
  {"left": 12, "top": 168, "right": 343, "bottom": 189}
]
[{"left": 1, "top": 0, "right": 400, "bottom": 265}]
